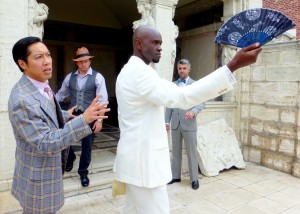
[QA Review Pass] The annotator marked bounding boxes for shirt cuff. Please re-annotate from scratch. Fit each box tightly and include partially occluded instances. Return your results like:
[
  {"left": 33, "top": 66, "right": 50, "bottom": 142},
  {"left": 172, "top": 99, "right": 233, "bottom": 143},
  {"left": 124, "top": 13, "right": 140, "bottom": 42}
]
[{"left": 224, "top": 65, "right": 237, "bottom": 85}]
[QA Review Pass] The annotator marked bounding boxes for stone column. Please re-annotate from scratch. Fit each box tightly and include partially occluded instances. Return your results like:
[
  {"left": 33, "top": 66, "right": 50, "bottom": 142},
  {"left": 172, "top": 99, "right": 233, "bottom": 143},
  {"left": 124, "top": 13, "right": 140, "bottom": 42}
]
[
  {"left": 0, "top": 0, "right": 28, "bottom": 187},
  {"left": 152, "top": 0, "right": 178, "bottom": 81},
  {"left": 220, "top": 0, "right": 263, "bottom": 145},
  {"left": 221, "top": 0, "right": 263, "bottom": 102},
  {"left": 28, "top": 0, "right": 49, "bottom": 39}
]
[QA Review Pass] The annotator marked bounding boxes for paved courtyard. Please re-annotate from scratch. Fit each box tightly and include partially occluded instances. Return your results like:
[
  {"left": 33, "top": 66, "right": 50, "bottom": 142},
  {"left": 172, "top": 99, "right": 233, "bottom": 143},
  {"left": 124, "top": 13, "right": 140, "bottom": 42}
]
[{"left": 1, "top": 162, "right": 300, "bottom": 214}]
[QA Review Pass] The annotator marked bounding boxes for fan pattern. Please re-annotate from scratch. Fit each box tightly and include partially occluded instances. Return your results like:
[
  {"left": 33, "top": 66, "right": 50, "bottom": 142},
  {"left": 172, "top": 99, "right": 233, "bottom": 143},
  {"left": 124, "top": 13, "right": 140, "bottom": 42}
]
[{"left": 215, "top": 8, "right": 296, "bottom": 48}]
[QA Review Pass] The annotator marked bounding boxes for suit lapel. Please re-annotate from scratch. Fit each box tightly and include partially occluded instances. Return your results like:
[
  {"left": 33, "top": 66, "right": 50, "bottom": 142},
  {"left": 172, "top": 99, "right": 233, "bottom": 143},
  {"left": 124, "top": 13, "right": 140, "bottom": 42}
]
[
  {"left": 54, "top": 97, "right": 65, "bottom": 128},
  {"left": 20, "top": 75, "right": 59, "bottom": 128},
  {"left": 186, "top": 77, "right": 193, "bottom": 86}
]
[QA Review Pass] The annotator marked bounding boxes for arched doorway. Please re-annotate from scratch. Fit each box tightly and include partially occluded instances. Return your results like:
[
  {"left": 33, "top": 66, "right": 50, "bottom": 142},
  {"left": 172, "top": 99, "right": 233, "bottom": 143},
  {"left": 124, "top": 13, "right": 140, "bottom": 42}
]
[{"left": 39, "top": 0, "right": 140, "bottom": 126}]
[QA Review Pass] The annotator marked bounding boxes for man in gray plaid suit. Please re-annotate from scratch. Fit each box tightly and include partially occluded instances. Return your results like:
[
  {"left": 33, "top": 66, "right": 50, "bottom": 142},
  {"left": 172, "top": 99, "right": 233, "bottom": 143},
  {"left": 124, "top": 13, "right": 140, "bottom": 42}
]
[{"left": 8, "top": 36, "right": 109, "bottom": 214}]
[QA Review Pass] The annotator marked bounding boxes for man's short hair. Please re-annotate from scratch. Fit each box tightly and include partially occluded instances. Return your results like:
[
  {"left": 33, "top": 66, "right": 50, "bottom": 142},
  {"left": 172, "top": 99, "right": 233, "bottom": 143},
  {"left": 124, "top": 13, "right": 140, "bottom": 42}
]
[
  {"left": 177, "top": 59, "right": 191, "bottom": 68},
  {"left": 12, "top": 36, "right": 42, "bottom": 72}
]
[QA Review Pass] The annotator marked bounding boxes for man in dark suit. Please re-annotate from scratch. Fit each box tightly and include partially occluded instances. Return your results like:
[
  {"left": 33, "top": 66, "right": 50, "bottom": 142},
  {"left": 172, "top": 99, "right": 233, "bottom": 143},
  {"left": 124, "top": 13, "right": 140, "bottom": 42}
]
[
  {"left": 165, "top": 59, "right": 204, "bottom": 190},
  {"left": 8, "top": 36, "right": 109, "bottom": 214}
]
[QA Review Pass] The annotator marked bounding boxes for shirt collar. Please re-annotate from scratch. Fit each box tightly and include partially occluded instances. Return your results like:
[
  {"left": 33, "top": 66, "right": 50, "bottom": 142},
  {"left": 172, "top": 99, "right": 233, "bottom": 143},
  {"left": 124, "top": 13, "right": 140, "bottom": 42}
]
[
  {"left": 26, "top": 76, "right": 49, "bottom": 91},
  {"left": 178, "top": 76, "right": 189, "bottom": 83},
  {"left": 75, "top": 67, "right": 93, "bottom": 76}
]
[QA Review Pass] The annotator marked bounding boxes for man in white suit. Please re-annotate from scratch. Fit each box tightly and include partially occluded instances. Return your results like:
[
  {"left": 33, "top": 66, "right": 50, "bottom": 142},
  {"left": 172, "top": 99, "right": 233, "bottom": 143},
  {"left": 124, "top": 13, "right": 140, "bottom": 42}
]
[{"left": 114, "top": 25, "right": 261, "bottom": 213}]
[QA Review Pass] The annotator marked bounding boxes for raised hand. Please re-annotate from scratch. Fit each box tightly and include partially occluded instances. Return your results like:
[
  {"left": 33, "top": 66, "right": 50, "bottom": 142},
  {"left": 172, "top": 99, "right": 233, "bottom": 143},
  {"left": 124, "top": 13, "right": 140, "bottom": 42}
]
[
  {"left": 227, "top": 43, "right": 262, "bottom": 72},
  {"left": 82, "top": 96, "right": 110, "bottom": 124}
]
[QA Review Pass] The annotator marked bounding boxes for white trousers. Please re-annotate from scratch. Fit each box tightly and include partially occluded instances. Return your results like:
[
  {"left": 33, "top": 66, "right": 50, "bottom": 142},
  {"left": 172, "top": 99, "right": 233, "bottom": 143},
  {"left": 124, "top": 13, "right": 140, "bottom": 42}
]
[{"left": 123, "top": 184, "right": 169, "bottom": 214}]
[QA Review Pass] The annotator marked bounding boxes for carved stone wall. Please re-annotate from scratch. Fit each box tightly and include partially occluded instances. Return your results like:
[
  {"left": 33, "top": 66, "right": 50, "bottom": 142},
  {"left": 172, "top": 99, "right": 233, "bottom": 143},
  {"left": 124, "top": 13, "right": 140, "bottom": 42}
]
[
  {"left": 28, "top": 0, "right": 49, "bottom": 39},
  {"left": 241, "top": 41, "right": 300, "bottom": 177},
  {"left": 0, "top": 0, "right": 28, "bottom": 190}
]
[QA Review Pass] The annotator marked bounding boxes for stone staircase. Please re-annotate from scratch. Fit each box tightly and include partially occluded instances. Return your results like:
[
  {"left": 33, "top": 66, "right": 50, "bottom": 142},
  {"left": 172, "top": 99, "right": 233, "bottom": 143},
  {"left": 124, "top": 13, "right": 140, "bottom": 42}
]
[
  {"left": 63, "top": 148, "right": 116, "bottom": 197},
  {"left": 0, "top": 148, "right": 117, "bottom": 214}
]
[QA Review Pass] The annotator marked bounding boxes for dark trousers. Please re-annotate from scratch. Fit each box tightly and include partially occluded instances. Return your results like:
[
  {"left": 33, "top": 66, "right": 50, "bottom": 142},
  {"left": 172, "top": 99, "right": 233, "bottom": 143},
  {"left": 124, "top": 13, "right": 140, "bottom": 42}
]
[{"left": 67, "top": 110, "right": 95, "bottom": 176}]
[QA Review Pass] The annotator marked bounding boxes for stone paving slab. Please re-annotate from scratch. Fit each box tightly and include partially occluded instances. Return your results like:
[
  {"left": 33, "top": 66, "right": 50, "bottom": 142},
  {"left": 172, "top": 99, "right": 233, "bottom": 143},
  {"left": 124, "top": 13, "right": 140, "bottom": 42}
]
[{"left": 1, "top": 162, "right": 300, "bottom": 214}]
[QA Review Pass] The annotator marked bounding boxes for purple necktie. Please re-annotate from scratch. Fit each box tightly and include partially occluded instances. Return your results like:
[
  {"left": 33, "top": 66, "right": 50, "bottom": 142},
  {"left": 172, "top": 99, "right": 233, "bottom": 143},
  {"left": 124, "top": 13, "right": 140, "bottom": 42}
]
[{"left": 44, "top": 84, "right": 54, "bottom": 102}]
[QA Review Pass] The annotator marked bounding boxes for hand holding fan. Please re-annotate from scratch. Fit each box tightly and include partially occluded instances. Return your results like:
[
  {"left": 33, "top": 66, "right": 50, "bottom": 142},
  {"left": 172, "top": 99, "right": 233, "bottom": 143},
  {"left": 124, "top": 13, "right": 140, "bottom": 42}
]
[{"left": 215, "top": 8, "right": 296, "bottom": 48}]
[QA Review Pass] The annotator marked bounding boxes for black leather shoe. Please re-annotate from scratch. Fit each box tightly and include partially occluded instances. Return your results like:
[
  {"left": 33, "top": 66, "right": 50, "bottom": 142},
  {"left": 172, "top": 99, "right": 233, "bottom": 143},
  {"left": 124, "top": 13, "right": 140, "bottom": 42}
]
[
  {"left": 80, "top": 174, "right": 90, "bottom": 187},
  {"left": 65, "top": 156, "right": 76, "bottom": 172},
  {"left": 167, "top": 178, "right": 181, "bottom": 185},
  {"left": 191, "top": 180, "right": 199, "bottom": 190}
]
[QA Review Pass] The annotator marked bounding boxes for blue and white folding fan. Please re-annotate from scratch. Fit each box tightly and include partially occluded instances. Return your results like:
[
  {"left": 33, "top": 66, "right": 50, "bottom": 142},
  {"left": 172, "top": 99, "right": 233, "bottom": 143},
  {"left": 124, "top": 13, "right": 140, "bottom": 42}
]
[{"left": 215, "top": 8, "right": 296, "bottom": 48}]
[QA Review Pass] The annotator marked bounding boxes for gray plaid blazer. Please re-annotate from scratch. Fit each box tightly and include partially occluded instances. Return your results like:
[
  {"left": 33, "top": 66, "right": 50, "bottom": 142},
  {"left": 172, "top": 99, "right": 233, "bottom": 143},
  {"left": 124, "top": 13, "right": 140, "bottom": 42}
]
[{"left": 8, "top": 75, "right": 92, "bottom": 214}]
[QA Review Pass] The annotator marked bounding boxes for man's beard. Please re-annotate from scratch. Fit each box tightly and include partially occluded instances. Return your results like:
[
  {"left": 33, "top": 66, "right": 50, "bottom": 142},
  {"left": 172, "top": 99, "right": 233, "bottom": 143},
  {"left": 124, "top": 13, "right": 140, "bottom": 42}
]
[{"left": 152, "top": 59, "right": 159, "bottom": 63}]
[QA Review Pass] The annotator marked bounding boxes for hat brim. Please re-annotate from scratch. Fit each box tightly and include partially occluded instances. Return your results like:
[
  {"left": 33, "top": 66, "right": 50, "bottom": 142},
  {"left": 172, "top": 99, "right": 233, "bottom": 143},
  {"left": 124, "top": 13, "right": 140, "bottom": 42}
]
[{"left": 72, "top": 55, "right": 94, "bottom": 62}]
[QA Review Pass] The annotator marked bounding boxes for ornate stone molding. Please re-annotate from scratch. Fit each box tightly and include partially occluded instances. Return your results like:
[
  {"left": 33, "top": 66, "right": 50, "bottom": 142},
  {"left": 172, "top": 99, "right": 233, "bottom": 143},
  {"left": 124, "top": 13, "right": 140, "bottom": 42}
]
[
  {"left": 133, "top": 0, "right": 155, "bottom": 30},
  {"left": 151, "top": 0, "right": 178, "bottom": 7},
  {"left": 28, "top": 0, "right": 49, "bottom": 39},
  {"left": 176, "top": 0, "right": 222, "bottom": 19}
]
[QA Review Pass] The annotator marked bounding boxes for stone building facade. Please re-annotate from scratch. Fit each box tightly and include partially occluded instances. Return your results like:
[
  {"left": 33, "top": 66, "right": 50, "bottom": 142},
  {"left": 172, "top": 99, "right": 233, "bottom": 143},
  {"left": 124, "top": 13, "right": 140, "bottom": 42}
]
[
  {"left": 239, "top": 0, "right": 300, "bottom": 177},
  {"left": 0, "top": 0, "right": 299, "bottom": 192}
]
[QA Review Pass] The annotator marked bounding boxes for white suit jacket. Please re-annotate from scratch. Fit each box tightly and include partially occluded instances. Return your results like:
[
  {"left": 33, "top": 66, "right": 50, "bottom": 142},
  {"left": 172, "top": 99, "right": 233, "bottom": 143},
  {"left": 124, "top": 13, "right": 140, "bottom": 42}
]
[{"left": 115, "top": 56, "right": 233, "bottom": 188}]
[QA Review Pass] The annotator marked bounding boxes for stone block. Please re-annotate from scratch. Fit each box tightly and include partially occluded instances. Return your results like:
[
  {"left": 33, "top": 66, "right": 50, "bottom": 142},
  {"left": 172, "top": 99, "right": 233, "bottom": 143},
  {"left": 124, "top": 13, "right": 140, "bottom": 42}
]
[
  {"left": 251, "top": 66, "right": 265, "bottom": 81},
  {"left": 251, "top": 134, "right": 264, "bottom": 148},
  {"left": 296, "top": 143, "right": 300, "bottom": 158},
  {"left": 281, "top": 82, "right": 298, "bottom": 93},
  {"left": 263, "top": 123, "right": 279, "bottom": 135},
  {"left": 240, "top": 130, "right": 248, "bottom": 145},
  {"left": 248, "top": 148, "right": 261, "bottom": 164},
  {"left": 281, "top": 50, "right": 300, "bottom": 64},
  {"left": 0, "top": 180, "right": 8, "bottom": 192},
  {"left": 196, "top": 119, "right": 245, "bottom": 177},
  {"left": 250, "top": 105, "right": 278, "bottom": 121},
  {"left": 281, "top": 109, "right": 296, "bottom": 124},
  {"left": 0, "top": 113, "right": 16, "bottom": 181},
  {"left": 250, "top": 121, "right": 263, "bottom": 132},
  {"left": 262, "top": 137, "right": 278, "bottom": 152},
  {"left": 241, "top": 105, "right": 250, "bottom": 119},
  {"left": 240, "top": 94, "right": 250, "bottom": 105},
  {"left": 241, "top": 82, "right": 250, "bottom": 92},
  {"left": 279, "top": 125, "right": 297, "bottom": 138},
  {"left": 251, "top": 92, "right": 297, "bottom": 106},
  {"left": 279, "top": 139, "right": 295, "bottom": 156},
  {"left": 251, "top": 82, "right": 280, "bottom": 92},
  {"left": 266, "top": 66, "right": 300, "bottom": 82},
  {"left": 292, "top": 160, "right": 300, "bottom": 178},
  {"left": 262, "top": 152, "right": 292, "bottom": 174}
]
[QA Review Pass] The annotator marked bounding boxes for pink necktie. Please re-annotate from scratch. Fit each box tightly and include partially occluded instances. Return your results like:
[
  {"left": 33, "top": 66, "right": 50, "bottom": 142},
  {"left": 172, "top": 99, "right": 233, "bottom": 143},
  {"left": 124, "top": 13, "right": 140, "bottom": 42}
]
[{"left": 44, "top": 84, "right": 54, "bottom": 103}]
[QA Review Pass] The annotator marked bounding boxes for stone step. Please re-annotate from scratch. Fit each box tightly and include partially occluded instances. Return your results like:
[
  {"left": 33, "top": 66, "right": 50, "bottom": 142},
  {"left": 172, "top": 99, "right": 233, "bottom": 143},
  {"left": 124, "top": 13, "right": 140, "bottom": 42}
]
[
  {"left": 63, "top": 149, "right": 116, "bottom": 178},
  {"left": 0, "top": 149, "right": 117, "bottom": 214},
  {"left": 63, "top": 149, "right": 116, "bottom": 197},
  {"left": 0, "top": 170, "right": 115, "bottom": 214},
  {"left": 64, "top": 170, "right": 113, "bottom": 198}
]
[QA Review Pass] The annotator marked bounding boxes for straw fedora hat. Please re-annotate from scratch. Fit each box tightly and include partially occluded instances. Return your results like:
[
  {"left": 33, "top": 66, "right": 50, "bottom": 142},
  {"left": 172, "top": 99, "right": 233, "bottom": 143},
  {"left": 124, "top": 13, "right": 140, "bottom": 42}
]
[{"left": 72, "top": 47, "right": 94, "bottom": 61}]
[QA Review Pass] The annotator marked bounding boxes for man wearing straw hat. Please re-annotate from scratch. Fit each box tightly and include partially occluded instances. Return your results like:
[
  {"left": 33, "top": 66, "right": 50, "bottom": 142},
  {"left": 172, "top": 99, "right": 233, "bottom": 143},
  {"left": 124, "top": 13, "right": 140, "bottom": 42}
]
[{"left": 56, "top": 47, "right": 108, "bottom": 187}]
